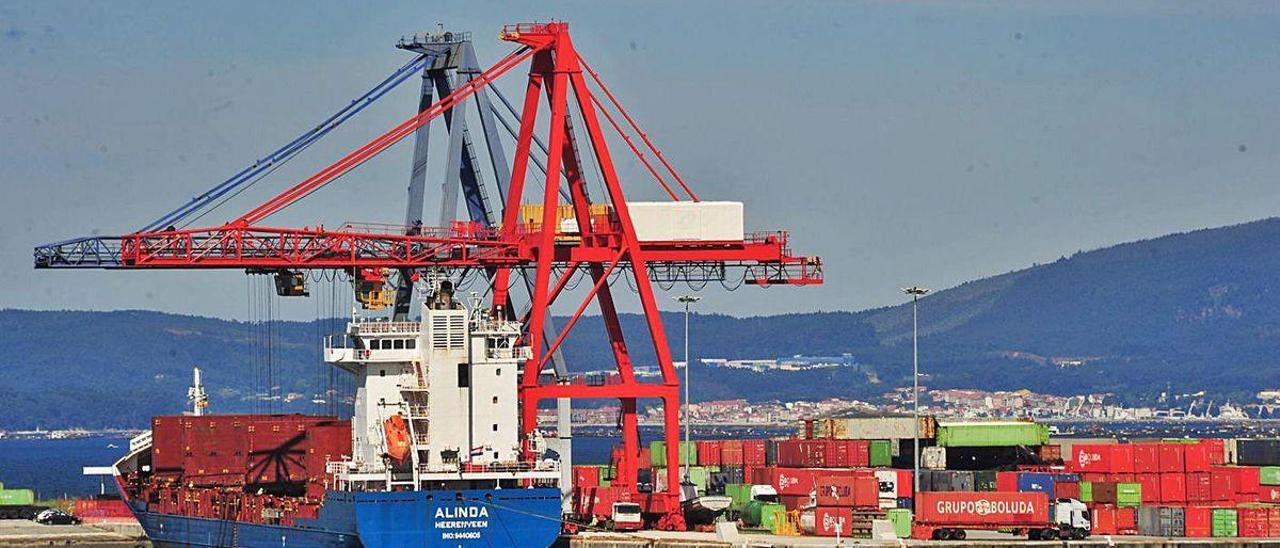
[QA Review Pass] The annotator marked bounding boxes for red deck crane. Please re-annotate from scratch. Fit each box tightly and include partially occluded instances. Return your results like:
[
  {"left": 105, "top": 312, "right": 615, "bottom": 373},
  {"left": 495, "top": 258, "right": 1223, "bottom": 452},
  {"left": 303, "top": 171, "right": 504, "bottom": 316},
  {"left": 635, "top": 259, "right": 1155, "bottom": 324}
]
[{"left": 34, "top": 22, "right": 821, "bottom": 529}]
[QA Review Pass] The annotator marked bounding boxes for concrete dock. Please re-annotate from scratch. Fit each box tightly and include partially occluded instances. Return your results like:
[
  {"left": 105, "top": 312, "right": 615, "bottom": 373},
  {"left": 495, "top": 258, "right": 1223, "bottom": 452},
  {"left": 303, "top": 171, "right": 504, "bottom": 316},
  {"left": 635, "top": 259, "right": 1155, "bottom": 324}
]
[
  {"left": 566, "top": 529, "right": 1280, "bottom": 547},
  {"left": 0, "top": 519, "right": 148, "bottom": 547}
]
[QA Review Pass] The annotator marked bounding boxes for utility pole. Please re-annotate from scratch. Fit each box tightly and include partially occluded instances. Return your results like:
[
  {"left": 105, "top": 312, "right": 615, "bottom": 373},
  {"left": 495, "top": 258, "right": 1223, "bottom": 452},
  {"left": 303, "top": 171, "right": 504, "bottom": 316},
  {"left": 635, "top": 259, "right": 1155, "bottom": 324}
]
[
  {"left": 675, "top": 294, "right": 701, "bottom": 481},
  {"left": 902, "top": 286, "right": 929, "bottom": 494}
]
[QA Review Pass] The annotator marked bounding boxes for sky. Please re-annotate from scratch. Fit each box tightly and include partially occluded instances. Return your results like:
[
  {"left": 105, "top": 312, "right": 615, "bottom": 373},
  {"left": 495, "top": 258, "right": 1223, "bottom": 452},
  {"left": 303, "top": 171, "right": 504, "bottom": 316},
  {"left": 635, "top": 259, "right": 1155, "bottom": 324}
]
[{"left": 2, "top": 1, "right": 1278, "bottom": 320}]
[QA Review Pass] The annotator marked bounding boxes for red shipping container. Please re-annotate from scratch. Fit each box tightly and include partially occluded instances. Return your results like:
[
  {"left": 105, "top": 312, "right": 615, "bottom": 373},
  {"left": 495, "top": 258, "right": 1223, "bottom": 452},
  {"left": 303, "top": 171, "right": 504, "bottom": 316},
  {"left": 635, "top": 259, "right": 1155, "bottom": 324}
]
[
  {"left": 1136, "top": 473, "right": 1161, "bottom": 503},
  {"left": 847, "top": 440, "right": 870, "bottom": 467},
  {"left": 1069, "top": 444, "right": 1116, "bottom": 473},
  {"left": 573, "top": 466, "right": 599, "bottom": 488},
  {"left": 814, "top": 507, "right": 853, "bottom": 536},
  {"left": 1055, "top": 481, "right": 1080, "bottom": 500},
  {"left": 1108, "top": 473, "right": 1135, "bottom": 483},
  {"left": 1160, "top": 473, "right": 1186, "bottom": 503},
  {"left": 816, "top": 474, "right": 878, "bottom": 508},
  {"left": 1210, "top": 468, "right": 1236, "bottom": 502},
  {"left": 720, "top": 440, "right": 743, "bottom": 465},
  {"left": 1200, "top": 439, "right": 1226, "bottom": 466},
  {"left": 1112, "top": 445, "right": 1136, "bottom": 473},
  {"left": 896, "top": 469, "right": 914, "bottom": 498},
  {"left": 1260, "top": 486, "right": 1280, "bottom": 503},
  {"left": 1158, "top": 444, "right": 1185, "bottom": 473},
  {"left": 914, "top": 492, "right": 1049, "bottom": 527},
  {"left": 743, "top": 440, "right": 767, "bottom": 466},
  {"left": 779, "top": 494, "right": 809, "bottom": 510},
  {"left": 1132, "top": 444, "right": 1159, "bottom": 473},
  {"left": 697, "top": 441, "right": 721, "bottom": 466},
  {"left": 1268, "top": 506, "right": 1280, "bottom": 536},
  {"left": 825, "top": 441, "right": 848, "bottom": 467},
  {"left": 1184, "top": 505, "right": 1212, "bottom": 537},
  {"left": 750, "top": 466, "right": 775, "bottom": 486},
  {"left": 1081, "top": 472, "right": 1107, "bottom": 483},
  {"left": 774, "top": 467, "right": 820, "bottom": 496},
  {"left": 1185, "top": 472, "right": 1212, "bottom": 502},
  {"left": 1240, "top": 506, "right": 1269, "bottom": 537},
  {"left": 1234, "top": 466, "right": 1261, "bottom": 495},
  {"left": 996, "top": 471, "right": 1019, "bottom": 492},
  {"left": 1184, "top": 443, "right": 1212, "bottom": 472},
  {"left": 1117, "top": 506, "right": 1137, "bottom": 533},
  {"left": 1091, "top": 504, "right": 1117, "bottom": 535}
]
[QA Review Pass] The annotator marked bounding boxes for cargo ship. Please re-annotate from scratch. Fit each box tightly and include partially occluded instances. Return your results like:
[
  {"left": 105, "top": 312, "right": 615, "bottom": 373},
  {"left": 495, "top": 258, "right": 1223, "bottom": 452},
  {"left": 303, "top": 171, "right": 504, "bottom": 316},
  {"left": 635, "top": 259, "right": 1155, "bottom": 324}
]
[{"left": 110, "top": 286, "right": 565, "bottom": 547}]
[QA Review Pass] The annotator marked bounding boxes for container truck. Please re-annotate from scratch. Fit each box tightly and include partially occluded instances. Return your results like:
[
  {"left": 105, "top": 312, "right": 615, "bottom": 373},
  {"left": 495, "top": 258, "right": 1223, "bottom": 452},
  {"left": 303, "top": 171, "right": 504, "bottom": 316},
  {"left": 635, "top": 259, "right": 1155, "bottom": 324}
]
[{"left": 912, "top": 491, "right": 1091, "bottom": 540}]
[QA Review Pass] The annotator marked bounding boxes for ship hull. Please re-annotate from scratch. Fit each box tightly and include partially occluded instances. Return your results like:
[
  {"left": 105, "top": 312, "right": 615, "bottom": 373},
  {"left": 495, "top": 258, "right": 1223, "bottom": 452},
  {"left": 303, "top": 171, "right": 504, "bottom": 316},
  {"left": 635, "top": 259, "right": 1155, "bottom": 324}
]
[{"left": 126, "top": 488, "right": 563, "bottom": 548}]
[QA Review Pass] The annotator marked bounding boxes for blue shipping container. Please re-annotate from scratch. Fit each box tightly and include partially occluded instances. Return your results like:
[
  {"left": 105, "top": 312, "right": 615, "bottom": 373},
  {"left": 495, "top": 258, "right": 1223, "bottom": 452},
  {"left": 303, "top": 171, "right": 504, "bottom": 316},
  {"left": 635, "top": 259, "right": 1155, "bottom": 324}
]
[{"left": 1017, "top": 472, "right": 1056, "bottom": 500}]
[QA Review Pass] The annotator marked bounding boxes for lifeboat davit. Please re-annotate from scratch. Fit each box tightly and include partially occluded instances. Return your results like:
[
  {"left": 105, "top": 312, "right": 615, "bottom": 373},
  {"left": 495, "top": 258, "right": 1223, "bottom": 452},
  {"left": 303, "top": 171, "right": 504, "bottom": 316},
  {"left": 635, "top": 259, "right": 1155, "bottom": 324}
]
[{"left": 384, "top": 415, "right": 411, "bottom": 462}]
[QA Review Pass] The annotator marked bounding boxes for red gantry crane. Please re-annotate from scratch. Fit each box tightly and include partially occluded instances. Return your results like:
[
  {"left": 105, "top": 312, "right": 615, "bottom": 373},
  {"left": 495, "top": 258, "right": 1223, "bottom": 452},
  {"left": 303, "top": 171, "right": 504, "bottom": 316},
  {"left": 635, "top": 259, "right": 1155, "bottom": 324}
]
[{"left": 34, "top": 22, "right": 822, "bottom": 530}]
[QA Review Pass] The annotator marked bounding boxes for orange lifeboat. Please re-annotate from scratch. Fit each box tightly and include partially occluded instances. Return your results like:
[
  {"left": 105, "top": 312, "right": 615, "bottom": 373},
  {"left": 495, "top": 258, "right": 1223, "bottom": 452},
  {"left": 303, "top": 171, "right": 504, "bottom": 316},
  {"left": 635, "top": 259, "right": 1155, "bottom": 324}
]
[{"left": 384, "top": 415, "right": 411, "bottom": 463}]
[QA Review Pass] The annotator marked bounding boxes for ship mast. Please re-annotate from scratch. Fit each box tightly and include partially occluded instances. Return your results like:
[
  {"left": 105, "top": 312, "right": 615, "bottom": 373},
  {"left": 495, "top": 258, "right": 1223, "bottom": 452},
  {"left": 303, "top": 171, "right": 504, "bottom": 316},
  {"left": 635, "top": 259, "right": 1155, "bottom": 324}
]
[{"left": 187, "top": 367, "right": 209, "bottom": 417}]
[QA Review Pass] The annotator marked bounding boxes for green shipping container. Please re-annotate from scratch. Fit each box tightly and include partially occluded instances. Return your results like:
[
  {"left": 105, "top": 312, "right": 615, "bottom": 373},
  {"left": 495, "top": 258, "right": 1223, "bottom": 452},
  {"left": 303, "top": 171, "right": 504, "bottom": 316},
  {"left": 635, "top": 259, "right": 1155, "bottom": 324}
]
[
  {"left": 1212, "top": 508, "right": 1238, "bottom": 537},
  {"left": 649, "top": 441, "right": 697, "bottom": 467},
  {"left": 1117, "top": 482, "right": 1141, "bottom": 508},
  {"left": 886, "top": 508, "right": 912, "bottom": 538},
  {"left": 936, "top": 422, "right": 1050, "bottom": 447},
  {"left": 1260, "top": 466, "right": 1280, "bottom": 485},
  {"left": 725, "top": 484, "right": 752, "bottom": 512},
  {"left": 1079, "top": 481, "right": 1093, "bottom": 502},
  {"left": 869, "top": 440, "right": 892, "bottom": 467},
  {"left": 743, "top": 501, "right": 785, "bottom": 530},
  {"left": 688, "top": 467, "right": 709, "bottom": 495},
  {"left": 0, "top": 489, "right": 35, "bottom": 506}
]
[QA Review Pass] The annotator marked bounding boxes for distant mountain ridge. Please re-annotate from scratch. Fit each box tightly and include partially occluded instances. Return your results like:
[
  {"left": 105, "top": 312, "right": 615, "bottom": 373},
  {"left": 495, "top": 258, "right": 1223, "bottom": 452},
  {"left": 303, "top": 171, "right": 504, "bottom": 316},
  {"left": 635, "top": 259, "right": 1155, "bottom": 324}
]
[{"left": 3, "top": 217, "right": 1279, "bottom": 428}]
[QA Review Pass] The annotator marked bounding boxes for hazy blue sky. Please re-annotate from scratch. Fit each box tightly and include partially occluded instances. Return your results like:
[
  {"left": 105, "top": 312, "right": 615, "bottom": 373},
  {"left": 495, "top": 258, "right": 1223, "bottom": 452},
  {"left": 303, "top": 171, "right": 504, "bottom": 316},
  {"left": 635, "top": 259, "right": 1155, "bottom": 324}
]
[{"left": 3, "top": 1, "right": 1278, "bottom": 319}]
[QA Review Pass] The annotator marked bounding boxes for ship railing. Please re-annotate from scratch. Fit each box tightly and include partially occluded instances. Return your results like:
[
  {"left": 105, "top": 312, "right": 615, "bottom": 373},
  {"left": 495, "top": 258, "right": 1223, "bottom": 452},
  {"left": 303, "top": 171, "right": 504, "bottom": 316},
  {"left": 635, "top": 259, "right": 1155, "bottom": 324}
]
[
  {"left": 128, "top": 430, "right": 152, "bottom": 453},
  {"left": 352, "top": 321, "right": 421, "bottom": 334},
  {"left": 486, "top": 346, "right": 532, "bottom": 360}
]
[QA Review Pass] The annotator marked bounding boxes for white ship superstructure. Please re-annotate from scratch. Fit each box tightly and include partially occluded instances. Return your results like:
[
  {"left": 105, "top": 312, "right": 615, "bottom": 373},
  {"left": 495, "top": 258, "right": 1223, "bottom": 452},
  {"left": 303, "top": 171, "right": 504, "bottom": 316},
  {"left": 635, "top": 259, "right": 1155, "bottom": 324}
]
[{"left": 324, "top": 283, "right": 559, "bottom": 489}]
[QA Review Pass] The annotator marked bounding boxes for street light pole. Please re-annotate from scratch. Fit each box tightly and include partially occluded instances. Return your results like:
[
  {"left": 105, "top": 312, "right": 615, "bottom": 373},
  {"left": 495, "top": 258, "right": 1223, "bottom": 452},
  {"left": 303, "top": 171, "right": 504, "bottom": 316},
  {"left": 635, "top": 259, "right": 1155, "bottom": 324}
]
[
  {"left": 675, "top": 294, "right": 701, "bottom": 481},
  {"left": 902, "top": 286, "right": 929, "bottom": 494}
]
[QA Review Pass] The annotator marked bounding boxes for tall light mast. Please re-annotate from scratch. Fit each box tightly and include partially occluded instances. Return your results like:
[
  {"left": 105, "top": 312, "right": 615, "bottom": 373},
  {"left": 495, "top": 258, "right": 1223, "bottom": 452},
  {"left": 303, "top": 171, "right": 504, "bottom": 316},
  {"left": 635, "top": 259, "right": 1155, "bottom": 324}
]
[{"left": 187, "top": 367, "right": 209, "bottom": 417}]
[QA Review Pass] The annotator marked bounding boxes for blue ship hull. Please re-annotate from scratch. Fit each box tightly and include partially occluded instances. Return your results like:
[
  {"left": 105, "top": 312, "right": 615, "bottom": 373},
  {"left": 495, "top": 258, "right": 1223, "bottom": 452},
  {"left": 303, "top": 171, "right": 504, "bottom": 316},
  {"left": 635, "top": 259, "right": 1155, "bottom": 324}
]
[{"left": 129, "top": 488, "right": 563, "bottom": 547}]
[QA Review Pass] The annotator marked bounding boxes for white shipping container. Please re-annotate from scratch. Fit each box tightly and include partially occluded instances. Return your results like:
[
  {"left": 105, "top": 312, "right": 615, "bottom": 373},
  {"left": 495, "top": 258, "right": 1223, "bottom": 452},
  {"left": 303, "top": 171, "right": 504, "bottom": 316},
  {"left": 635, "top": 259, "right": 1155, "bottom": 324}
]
[
  {"left": 922, "top": 446, "right": 947, "bottom": 470},
  {"left": 625, "top": 201, "right": 744, "bottom": 242}
]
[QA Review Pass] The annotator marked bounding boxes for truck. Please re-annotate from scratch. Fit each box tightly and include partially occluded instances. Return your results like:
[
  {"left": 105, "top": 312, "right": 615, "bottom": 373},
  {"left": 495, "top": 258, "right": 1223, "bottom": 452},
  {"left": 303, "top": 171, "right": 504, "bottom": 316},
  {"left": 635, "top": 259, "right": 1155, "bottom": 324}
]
[{"left": 912, "top": 491, "right": 1091, "bottom": 540}]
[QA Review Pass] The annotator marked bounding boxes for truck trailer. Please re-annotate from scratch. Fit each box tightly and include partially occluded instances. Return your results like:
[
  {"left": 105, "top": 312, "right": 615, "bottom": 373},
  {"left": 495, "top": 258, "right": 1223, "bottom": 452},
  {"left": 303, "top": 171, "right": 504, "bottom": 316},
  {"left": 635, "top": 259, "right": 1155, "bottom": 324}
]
[{"left": 912, "top": 491, "right": 1091, "bottom": 540}]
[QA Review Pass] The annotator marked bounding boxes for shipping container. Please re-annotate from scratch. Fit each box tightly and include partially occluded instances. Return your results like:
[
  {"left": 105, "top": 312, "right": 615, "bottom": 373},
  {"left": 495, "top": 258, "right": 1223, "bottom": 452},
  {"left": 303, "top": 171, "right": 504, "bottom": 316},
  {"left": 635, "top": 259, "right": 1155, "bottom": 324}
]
[
  {"left": 720, "top": 440, "right": 744, "bottom": 465},
  {"left": 1159, "top": 444, "right": 1186, "bottom": 473},
  {"left": 913, "top": 491, "right": 1050, "bottom": 528},
  {"left": 817, "top": 416, "right": 937, "bottom": 440},
  {"left": 1237, "top": 439, "right": 1280, "bottom": 466},
  {"left": 1212, "top": 508, "right": 1238, "bottom": 537},
  {"left": 1117, "top": 506, "right": 1137, "bottom": 534},
  {"left": 1092, "top": 504, "right": 1117, "bottom": 535},
  {"left": 1184, "top": 443, "right": 1212, "bottom": 472},
  {"left": 1016, "top": 473, "right": 1056, "bottom": 499},
  {"left": 886, "top": 508, "right": 912, "bottom": 538},
  {"left": 648, "top": 441, "right": 696, "bottom": 468},
  {"left": 1079, "top": 481, "right": 1092, "bottom": 502},
  {"left": 1184, "top": 505, "right": 1212, "bottom": 537},
  {"left": 1055, "top": 481, "right": 1080, "bottom": 500},
  {"left": 1233, "top": 466, "right": 1261, "bottom": 495},
  {"left": 743, "top": 440, "right": 767, "bottom": 466},
  {"left": 572, "top": 466, "right": 599, "bottom": 488},
  {"left": 1210, "top": 468, "right": 1236, "bottom": 502},
  {"left": 1200, "top": 438, "right": 1226, "bottom": 466},
  {"left": 813, "top": 506, "right": 853, "bottom": 537},
  {"left": 1116, "top": 482, "right": 1142, "bottom": 508},
  {"left": 1137, "top": 505, "right": 1185, "bottom": 537},
  {"left": 0, "top": 489, "right": 35, "bottom": 506},
  {"left": 1238, "top": 506, "right": 1269, "bottom": 537},
  {"left": 1160, "top": 473, "right": 1186, "bottom": 503},
  {"left": 1185, "top": 472, "right": 1212, "bottom": 502},
  {"left": 742, "top": 501, "right": 786, "bottom": 530},
  {"left": 815, "top": 474, "right": 878, "bottom": 508},
  {"left": 921, "top": 446, "right": 946, "bottom": 470},
  {"left": 626, "top": 201, "right": 744, "bottom": 242},
  {"left": 1268, "top": 506, "right": 1280, "bottom": 536},
  {"left": 1038, "top": 444, "right": 1062, "bottom": 464},
  {"left": 697, "top": 440, "right": 721, "bottom": 466},
  {"left": 869, "top": 440, "right": 892, "bottom": 467},
  {"left": 1070, "top": 443, "right": 1134, "bottom": 473},
  {"left": 1260, "top": 466, "right": 1280, "bottom": 486},
  {"left": 974, "top": 470, "right": 997, "bottom": 492},
  {"left": 935, "top": 421, "right": 1049, "bottom": 448},
  {"left": 1136, "top": 473, "right": 1160, "bottom": 503},
  {"left": 1133, "top": 444, "right": 1159, "bottom": 473}
]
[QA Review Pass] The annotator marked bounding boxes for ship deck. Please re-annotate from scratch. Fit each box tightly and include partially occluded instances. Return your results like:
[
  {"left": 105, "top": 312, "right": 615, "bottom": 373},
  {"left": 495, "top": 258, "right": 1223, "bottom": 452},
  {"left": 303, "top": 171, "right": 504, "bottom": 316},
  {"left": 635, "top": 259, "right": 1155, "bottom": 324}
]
[{"left": 566, "top": 529, "right": 1280, "bottom": 546}]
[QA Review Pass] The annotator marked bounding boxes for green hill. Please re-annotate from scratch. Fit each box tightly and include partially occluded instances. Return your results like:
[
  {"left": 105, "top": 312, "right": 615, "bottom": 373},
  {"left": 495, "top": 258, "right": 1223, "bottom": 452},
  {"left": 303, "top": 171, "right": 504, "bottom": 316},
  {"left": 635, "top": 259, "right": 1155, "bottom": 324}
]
[{"left": 4, "top": 217, "right": 1280, "bottom": 428}]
